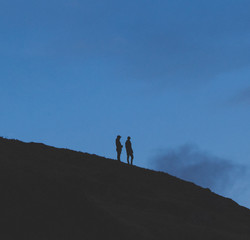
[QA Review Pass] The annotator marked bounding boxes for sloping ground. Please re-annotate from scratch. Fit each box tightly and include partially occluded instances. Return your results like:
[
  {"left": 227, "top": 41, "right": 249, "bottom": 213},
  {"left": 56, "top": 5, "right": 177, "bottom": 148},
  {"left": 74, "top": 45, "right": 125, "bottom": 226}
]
[{"left": 0, "top": 137, "right": 250, "bottom": 240}]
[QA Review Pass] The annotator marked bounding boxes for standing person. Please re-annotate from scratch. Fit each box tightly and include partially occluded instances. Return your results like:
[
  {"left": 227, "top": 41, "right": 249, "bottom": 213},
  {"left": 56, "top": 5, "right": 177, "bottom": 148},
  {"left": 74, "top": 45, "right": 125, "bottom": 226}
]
[
  {"left": 125, "top": 136, "right": 134, "bottom": 165},
  {"left": 116, "top": 135, "right": 123, "bottom": 162}
]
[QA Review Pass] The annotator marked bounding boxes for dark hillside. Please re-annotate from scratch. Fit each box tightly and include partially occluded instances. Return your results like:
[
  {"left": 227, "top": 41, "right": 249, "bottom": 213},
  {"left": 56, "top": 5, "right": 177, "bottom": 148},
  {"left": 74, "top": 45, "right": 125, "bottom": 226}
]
[{"left": 0, "top": 137, "right": 250, "bottom": 239}]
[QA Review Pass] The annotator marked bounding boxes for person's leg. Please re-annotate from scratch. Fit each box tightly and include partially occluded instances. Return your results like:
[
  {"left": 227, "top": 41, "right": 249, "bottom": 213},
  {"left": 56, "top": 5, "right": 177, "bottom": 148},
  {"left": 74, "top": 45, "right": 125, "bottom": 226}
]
[
  {"left": 131, "top": 153, "right": 134, "bottom": 165},
  {"left": 127, "top": 153, "right": 129, "bottom": 164},
  {"left": 117, "top": 150, "right": 121, "bottom": 161}
]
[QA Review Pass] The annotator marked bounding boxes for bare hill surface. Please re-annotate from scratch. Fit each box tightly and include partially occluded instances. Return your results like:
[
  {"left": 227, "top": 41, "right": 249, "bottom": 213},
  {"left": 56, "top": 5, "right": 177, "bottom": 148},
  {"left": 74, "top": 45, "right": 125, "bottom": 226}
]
[{"left": 0, "top": 137, "right": 250, "bottom": 239}]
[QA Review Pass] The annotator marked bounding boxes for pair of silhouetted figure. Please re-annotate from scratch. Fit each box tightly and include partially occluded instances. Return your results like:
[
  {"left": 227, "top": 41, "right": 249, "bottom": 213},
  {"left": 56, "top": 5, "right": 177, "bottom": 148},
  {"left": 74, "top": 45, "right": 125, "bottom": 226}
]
[{"left": 116, "top": 135, "right": 134, "bottom": 165}]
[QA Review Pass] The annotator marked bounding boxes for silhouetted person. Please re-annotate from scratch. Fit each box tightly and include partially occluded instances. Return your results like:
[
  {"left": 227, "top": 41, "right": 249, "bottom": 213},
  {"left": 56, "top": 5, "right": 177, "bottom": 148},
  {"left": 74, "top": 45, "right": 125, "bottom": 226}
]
[
  {"left": 116, "top": 135, "right": 123, "bottom": 162},
  {"left": 125, "top": 136, "right": 134, "bottom": 165}
]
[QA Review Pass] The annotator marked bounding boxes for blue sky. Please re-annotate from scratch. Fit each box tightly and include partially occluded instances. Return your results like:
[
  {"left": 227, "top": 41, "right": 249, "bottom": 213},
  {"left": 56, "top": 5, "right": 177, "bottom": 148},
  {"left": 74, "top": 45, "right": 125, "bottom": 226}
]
[{"left": 1, "top": 0, "right": 250, "bottom": 207}]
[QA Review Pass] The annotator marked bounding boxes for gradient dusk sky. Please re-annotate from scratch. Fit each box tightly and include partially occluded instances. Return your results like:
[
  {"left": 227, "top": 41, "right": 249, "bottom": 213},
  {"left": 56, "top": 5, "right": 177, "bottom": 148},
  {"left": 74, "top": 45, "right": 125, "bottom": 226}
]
[{"left": 1, "top": 0, "right": 250, "bottom": 207}]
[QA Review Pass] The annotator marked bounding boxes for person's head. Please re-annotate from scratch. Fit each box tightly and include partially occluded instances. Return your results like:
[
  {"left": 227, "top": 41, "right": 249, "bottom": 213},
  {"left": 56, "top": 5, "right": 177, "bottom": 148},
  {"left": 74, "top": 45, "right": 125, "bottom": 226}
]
[
  {"left": 117, "top": 135, "right": 121, "bottom": 139},
  {"left": 127, "top": 136, "right": 131, "bottom": 140}
]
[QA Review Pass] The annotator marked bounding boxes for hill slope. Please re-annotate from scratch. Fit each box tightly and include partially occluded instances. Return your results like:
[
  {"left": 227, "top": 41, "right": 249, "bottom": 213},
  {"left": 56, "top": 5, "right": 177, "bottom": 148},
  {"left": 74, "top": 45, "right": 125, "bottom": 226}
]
[{"left": 0, "top": 137, "right": 250, "bottom": 240}]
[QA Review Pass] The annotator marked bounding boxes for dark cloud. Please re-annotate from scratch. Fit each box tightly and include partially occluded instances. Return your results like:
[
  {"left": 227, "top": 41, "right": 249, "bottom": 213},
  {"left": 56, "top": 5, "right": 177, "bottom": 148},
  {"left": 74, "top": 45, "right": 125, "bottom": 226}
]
[
  {"left": 230, "top": 87, "right": 250, "bottom": 105},
  {"left": 151, "top": 144, "right": 245, "bottom": 193}
]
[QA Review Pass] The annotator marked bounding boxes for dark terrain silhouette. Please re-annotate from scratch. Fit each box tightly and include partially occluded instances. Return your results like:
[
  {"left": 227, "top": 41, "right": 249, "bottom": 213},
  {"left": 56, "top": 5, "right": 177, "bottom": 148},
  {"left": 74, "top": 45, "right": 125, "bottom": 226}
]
[{"left": 0, "top": 137, "right": 250, "bottom": 240}]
